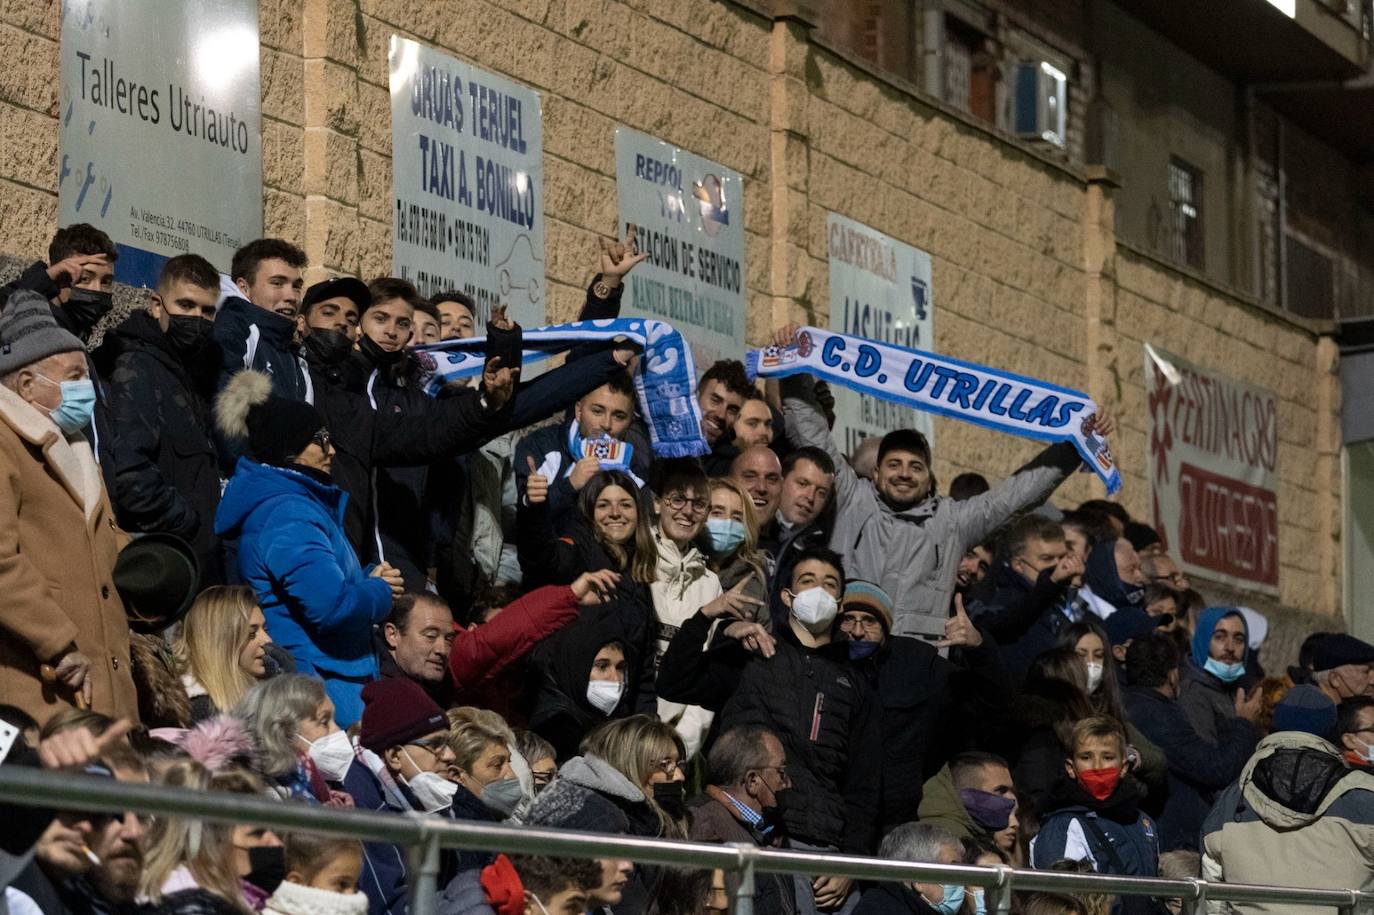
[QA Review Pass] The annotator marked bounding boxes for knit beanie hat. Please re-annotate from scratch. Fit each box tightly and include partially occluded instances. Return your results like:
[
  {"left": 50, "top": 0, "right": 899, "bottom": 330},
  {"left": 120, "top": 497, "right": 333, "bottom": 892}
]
[
  {"left": 358, "top": 678, "right": 447, "bottom": 753},
  {"left": 0, "top": 290, "right": 85, "bottom": 375},
  {"left": 842, "top": 580, "right": 893, "bottom": 633},
  {"left": 1272, "top": 684, "right": 1337, "bottom": 740},
  {"left": 215, "top": 370, "right": 326, "bottom": 466}
]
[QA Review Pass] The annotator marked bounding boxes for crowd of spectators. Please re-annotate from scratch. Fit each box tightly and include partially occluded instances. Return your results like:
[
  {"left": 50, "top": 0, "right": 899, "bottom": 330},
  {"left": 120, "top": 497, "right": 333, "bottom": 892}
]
[{"left": 0, "top": 222, "right": 1371, "bottom": 915}]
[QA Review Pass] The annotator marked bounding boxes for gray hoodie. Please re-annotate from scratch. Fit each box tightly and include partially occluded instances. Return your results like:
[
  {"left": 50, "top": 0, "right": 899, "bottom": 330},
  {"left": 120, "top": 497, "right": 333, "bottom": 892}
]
[{"left": 783, "top": 377, "right": 1081, "bottom": 638}]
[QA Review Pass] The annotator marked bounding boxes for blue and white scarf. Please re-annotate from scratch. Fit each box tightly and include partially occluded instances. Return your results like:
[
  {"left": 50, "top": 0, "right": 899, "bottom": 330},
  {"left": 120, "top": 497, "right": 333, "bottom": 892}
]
[
  {"left": 414, "top": 318, "right": 709, "bottom": 459},
  {"left": 747, "top": 327, "right": 1121, "bottom": 494}
]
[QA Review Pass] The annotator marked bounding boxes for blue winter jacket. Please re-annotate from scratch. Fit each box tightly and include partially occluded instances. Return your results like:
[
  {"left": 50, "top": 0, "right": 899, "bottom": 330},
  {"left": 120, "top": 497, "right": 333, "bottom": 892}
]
[{"left": 214, "top": 458, "right": 392, "bottom": 725}]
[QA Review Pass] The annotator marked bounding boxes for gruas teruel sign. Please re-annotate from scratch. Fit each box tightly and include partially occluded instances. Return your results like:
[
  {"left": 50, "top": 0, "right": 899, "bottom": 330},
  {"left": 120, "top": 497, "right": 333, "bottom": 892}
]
[{"left": 1145, "top": 346, "right": 1280, "bottom": 594}]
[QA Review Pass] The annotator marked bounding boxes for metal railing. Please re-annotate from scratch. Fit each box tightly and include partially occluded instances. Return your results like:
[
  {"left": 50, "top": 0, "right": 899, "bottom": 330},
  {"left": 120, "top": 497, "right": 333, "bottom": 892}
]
[{"left": 0, "top": 765, "right": 1368, "bottom": 915}]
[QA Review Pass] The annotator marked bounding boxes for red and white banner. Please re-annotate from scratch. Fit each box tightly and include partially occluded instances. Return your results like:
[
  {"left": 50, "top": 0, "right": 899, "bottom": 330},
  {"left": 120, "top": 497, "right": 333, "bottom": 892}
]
[{"left": 1145, "top": 346, "right": 1280, "bottom": 594}]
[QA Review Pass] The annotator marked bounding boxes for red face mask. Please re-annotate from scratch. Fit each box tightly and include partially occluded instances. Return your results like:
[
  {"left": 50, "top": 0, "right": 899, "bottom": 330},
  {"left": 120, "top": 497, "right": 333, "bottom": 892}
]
[{"left": 1076, "top": 766, "right": 1121, "bottom": 801}]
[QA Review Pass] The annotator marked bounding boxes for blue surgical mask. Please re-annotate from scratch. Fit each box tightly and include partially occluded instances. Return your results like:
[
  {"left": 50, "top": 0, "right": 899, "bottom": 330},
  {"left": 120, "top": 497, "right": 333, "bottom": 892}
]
[
  {"left": 848, "top": 639, "right": 880, "bottom": 661},
  {"left": 1204, "top": 657, "right": 1246, "bottom": 683},
  {"left": 36, "top": 374, "right": 96, "bottom": 434},
  {"left": 930, "top": 884, "right": 966, "bottom": 915},
  {"left": 703, "top": 518, "right": 746, "bottom": 555}
]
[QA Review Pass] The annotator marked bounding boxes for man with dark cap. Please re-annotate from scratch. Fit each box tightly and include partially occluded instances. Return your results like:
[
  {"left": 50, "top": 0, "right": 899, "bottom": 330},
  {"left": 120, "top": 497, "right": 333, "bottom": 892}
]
[
  {"left": 297, "top": 275, "right": 369, "bottom": 391},
  {"left": 1311, "top": 634, "right": 1374, "bottom": 703},
  {"left": 347, "top": 676, "right": 456, "bottom": 915},
  {"left": 1101, "top": 605, "right": 1172, "bottom": 664},
  {"left": 838, "top": 580, "right": 1010, "bottom": 831},
  {"left": 1, "top": 224, "right": 122, "bottom": 492},
  {"left": 0, "top": 291, "right": 137, "bottom": 723},
  {"left": 213, "top": 369, "right": 403, "bottom": 726}
]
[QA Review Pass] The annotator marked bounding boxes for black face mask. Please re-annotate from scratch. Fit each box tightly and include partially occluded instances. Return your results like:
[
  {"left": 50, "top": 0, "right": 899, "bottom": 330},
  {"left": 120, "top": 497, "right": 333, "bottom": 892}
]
[
  {"left": 759, "top": 787, "right": 790, "bottom": 837},
  {"left": 652, "top": 781, "right": 686, "bottom": 818},
  {"left": 304, "top": 327, "right": 354, "bottom": 366},
  {"left": 164, "top": 314, "right": 213, "bottom": 357},
  {"left": 245, "top": 845, "right": 285, "bottom": 893},
  {"left": 64, "top": 288, "right": 115, "bottom": 338},
  {"left": 357, "top": 331, "right": 405, "bottom": 367}
]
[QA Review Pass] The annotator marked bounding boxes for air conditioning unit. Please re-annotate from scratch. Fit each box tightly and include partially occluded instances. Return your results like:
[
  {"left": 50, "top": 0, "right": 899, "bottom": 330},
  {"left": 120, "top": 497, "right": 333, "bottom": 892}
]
[{"left": 1013, "top": 61, "right": 1067, "bottom": 148}]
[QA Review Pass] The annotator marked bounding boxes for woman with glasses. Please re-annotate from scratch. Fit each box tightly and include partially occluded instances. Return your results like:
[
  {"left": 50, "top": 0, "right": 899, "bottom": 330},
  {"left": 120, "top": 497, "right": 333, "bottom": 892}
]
[
  {"left": 648, "top": 459, "right": 750, "bottom": 761},
  {"left": 214, "top": 370, "right": 404, "bottom": 728}
]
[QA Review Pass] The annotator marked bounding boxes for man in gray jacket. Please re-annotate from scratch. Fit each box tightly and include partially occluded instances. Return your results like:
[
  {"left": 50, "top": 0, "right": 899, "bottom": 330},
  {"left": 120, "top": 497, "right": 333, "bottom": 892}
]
[{"left": 773, "top": 323, "right": 1114, "bottom": 639}]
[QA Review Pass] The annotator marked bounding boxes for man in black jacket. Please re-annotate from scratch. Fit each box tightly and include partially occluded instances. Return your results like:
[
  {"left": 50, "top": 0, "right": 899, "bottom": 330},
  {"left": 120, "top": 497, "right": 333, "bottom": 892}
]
[
  {"left": 213, "top": 238, "right": 310, "bottom": 409},
  {"left": 105, "top": 254, "right": 224, "bottom": 584},
  {"left": 657, "top": 546, "right": 880, "bottom": 911},
  {"left": 1122, "top": 633, "right": 1258, "bottom": 852},
  {"left": 0, "top": 223, "right": 121, "bottom": 493},
  {"left": 966, "top": 514, "right": 1083, "bottom": 680},
  {"left": 836, "top": 579, "right": 1011, "bottom": 831}
]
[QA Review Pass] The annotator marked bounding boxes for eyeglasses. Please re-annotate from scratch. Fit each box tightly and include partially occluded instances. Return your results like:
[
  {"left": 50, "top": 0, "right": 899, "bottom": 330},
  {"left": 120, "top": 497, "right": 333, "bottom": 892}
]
[
  {"left": 663, "top": 493, "right": 708, "bottom": 515},
  {"left": 839, "top": 613, "right": 883, "bottom": 634},
  {"left": 654, "top": 758, "right": 684, "bottom": 776},
  {"left": 410, "top": 736, "right": 448, "bottom": 753},
  {"left": 755, "top": 764, "right": 791, "bottom": 785},
  {"left": 311, "top": 428, "right": 333, "bottom": 451}
]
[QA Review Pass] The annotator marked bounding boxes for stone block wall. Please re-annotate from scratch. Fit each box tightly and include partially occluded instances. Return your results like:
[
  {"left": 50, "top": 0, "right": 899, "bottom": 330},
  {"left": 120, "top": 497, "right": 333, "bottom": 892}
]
[{"left": 0, "top": 0, "right": 1344, "bottom": 623}]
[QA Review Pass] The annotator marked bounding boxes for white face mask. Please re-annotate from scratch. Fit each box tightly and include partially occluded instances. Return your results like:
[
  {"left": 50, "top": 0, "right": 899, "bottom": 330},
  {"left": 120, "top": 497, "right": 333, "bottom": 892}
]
[
  {"left": 1086, "top": 661, "right": 1105, "bottom": 694},
  {"left": 402, "top": 749, "right": 458, "bottom": 813},
  {"left": 790, "top": 587, "right": 839, "bottom": 634},
  {"left": 302, "top": 729, "right": 354, "bottom": 782},
  {"left": 587, "top": 679, "right": 624, "bottom": 715},
  {"left": 1354, "top": 736, "right": 1374, "bottom": 764}
]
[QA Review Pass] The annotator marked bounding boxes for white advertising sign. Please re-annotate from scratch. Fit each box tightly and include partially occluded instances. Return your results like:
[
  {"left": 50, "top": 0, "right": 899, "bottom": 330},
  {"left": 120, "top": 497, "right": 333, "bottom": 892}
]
[
  {"left": 59, "top": 0, "right": 263, "bottom": 287},
  {"left": 1145, "top": 346, "right": 1280, "bottom": 594},
  {"left": 389, "top": 36, "right": 545, "bottom": 328},
  {"left": 826, "top": 213, "right": 934, "bottom": 455},
  {"left": 614, "top": 126, "right": 746, "bottom": 370}
]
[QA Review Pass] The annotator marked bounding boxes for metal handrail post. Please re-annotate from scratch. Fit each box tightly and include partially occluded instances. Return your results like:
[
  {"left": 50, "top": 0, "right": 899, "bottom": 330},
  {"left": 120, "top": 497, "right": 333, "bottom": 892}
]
[
  {"left": 730, "top": 842, "right": 757, "bottom": 915},
  {"left": 410, "top": 821, "right": 443, "bottom": 915},
  {"left": 1192, "top": 877, "right": 1207, "bottom": 914},
  {"left": 984, "top": 864, "right": 1013, "bottom": 914}
]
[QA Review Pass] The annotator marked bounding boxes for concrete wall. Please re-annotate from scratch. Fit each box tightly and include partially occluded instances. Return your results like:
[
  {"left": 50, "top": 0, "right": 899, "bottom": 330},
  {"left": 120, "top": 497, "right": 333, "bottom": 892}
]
[{"left": 0, "top": 0, "right": 1344, "bottom": 628}]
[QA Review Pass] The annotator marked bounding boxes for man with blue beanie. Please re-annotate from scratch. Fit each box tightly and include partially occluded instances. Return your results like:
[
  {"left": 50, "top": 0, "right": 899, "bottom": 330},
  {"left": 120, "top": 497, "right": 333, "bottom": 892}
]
[{"left": 1179, "top": 607, "right": 1261, "bottom": 745}]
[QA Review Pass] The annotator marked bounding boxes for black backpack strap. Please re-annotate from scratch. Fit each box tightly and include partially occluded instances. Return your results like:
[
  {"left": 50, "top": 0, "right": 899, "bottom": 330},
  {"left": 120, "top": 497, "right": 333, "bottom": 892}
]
[{"left": 1081, "top": 814, "right": 1128, "bottom": 874}]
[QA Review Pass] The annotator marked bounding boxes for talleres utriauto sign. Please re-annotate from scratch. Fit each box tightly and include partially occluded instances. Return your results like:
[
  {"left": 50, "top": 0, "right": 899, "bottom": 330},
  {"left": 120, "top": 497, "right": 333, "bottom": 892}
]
[
  {"left": 1145, "top": 346, "right": 1280, "bottom": 594},
  {"left": 58, "top": 0, "right": 264, "bottom": 286}
]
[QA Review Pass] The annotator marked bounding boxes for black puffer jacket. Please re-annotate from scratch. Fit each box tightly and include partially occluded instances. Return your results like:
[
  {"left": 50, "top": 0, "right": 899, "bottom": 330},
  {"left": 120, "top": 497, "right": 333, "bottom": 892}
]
[
  {"left": 345, "top": 346, "right": 437, "bottom": 588},
  {"left": 104, "top": 310, "right": 222, "bottom": 584},
  {"left": 299, "top": 349, "right": 512, "bottom": 563},
  {"left": 657, "top": 610, "right": 881, "bottom": 853},
  {"left": 856, "top": 630, "right": 1012, "bottom": 833}
]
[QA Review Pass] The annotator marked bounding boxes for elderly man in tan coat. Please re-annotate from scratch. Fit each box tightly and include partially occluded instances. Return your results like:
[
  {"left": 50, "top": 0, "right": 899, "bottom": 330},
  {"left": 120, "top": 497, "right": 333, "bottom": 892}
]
[{"left": 0, "top": 290, "right": 137, "bottom": 724}]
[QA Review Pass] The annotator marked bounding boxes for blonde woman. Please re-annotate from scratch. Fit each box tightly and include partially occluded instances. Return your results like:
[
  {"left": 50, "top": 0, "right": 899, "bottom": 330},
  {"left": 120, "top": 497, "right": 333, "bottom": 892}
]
[
  {"left": 581, "top": 714, "right": 688, "bottom": 840},
  {"left": 698, "top": 477, "right": 770, "bottom": 629},
  {"left": 444, "top": 707, "right": 523, "bottom": 822},
  {"left": 139, "top": 760, "right": 281, "bottom": 914},
  {"left": 175, "top": 586, "right": 275, "bottom": 723}
]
